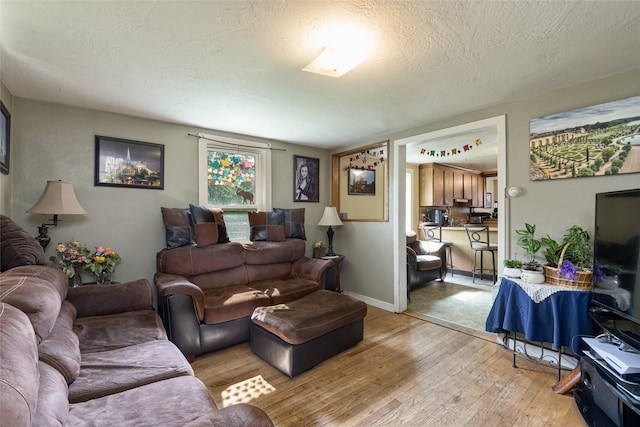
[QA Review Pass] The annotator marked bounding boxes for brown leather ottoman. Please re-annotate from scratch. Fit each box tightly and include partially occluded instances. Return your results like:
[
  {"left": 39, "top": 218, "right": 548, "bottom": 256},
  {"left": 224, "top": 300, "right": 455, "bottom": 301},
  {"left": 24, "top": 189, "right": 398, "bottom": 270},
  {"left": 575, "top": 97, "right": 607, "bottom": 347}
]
[{"left": 250, "top": 289, "right": 367, "bottom": 377}]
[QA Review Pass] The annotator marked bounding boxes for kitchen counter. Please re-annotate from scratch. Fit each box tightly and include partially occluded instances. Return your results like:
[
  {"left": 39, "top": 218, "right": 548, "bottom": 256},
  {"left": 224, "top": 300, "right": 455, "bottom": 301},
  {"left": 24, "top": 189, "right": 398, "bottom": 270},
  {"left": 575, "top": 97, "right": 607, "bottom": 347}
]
[{"left": 442, "top": 226, "right": 498, "bottom": 231}]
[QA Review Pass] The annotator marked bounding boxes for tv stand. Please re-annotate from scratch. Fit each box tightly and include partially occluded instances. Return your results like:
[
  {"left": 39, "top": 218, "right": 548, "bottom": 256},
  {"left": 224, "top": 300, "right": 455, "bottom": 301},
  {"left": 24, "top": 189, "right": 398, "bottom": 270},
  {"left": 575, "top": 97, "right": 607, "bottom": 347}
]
[{"left": 576, "top": 338, "right": 640, "bottom": 426}]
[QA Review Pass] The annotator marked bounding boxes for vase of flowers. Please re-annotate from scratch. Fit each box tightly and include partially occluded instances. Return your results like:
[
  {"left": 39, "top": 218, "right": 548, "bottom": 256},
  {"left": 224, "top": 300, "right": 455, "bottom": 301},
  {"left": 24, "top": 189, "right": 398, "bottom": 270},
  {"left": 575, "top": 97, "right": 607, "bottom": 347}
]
[
  {"left": 85, "top": 246, "right": 122, "bottom": 285},
  {"left": 312, "top": 241, "right": 327, "bottom": 258},
  {"left": 50, "top": 240, "right": 90, "bottom": 287}
]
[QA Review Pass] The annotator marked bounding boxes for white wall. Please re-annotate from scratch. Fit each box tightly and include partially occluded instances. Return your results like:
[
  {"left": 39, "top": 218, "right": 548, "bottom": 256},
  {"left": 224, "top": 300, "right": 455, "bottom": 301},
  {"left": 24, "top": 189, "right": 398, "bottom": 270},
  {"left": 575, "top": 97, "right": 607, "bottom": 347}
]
[{"left": 9, "top": 98, "right": 331, "bottom": 285}]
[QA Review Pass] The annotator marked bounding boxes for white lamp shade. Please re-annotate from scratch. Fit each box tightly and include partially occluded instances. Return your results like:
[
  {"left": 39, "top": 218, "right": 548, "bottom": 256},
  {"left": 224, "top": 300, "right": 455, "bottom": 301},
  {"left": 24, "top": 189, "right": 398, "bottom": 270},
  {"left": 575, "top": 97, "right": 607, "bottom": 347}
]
[
  {"left": 26, "top": 181, "right": 87, "bottom": 215},
  {"left": 318, "top": 206, "right": 343, "bottom": 227}
]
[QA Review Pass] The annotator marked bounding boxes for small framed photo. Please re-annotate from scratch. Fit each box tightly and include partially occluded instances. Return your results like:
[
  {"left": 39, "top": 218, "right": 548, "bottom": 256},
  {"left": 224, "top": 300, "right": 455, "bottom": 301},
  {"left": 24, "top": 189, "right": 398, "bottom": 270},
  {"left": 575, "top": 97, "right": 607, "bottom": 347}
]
[
  {"left": 485, "top": 192, "right": 492, "bottom": 208},
  {"left": 0, "top": 101, "right": 10, "bottom": 175},
  {"left": 348, "top": 168, "right": 375, "bottom": 195},
  {"left": 95, "top": 135, "right": 164, "bottom": 189},
  {"left": 294, "top": 155, "right": 319, "bottom": 202}
]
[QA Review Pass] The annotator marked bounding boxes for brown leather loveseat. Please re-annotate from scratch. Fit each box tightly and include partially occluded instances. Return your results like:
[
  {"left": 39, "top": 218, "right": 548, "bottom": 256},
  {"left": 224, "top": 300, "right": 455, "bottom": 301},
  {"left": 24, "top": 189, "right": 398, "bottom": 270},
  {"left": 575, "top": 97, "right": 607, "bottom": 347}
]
[{"left": 0, "top": 215, "right": 273, "bottom": 427}]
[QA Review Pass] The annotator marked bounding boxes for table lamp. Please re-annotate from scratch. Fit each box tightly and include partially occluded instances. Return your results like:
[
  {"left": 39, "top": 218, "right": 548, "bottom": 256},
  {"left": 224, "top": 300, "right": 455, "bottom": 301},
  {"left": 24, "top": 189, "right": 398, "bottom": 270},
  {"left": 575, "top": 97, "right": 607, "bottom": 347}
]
[
  {"left": 318, "top": 206, "right": 343, "bottom": 257},
  {"left": 26, "top": 180, "right": 87, "bottom": 249}
]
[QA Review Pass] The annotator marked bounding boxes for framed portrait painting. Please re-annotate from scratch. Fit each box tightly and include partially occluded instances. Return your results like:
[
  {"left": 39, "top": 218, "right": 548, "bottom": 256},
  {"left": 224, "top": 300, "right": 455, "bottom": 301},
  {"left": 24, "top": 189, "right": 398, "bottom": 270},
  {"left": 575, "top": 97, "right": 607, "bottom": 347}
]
[
  {"left": 94, "top": 135, "right": 164, "bottom": 189},
  {"left": 0, "top": 101, "right": 10, "bottom": 175},
  {"left": 293, "top": 155, "right": 319, "bottom": 202}
]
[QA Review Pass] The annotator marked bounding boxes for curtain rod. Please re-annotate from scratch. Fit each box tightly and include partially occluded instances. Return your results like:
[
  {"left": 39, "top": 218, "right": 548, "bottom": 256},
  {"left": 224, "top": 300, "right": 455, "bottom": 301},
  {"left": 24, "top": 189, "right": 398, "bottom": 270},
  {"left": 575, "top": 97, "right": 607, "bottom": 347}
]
[{"left": 187, "top": 133, "right": 286, "bottom": 151}]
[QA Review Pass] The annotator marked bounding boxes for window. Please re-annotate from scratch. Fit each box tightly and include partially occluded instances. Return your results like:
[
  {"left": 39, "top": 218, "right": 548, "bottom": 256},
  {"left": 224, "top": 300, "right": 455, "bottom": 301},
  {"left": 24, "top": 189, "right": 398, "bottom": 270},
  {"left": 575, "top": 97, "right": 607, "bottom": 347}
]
[{"left": 198, "top": 134, "right": 272, "bottom": 242}]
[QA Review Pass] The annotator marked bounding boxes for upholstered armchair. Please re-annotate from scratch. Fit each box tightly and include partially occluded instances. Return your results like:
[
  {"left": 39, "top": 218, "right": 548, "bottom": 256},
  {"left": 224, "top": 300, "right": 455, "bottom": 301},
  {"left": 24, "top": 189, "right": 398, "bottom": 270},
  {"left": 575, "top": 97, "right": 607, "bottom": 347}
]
[{"left": 406, "top": 231, "right": 447, "bottom": 301}]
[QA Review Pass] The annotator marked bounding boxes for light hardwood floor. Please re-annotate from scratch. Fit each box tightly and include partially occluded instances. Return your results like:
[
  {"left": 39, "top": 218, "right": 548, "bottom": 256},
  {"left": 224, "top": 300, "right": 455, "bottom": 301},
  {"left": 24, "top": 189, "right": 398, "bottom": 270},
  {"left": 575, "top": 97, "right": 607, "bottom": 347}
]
[{"left": 192, "top": 306, "right": 584, "bottom": 426}]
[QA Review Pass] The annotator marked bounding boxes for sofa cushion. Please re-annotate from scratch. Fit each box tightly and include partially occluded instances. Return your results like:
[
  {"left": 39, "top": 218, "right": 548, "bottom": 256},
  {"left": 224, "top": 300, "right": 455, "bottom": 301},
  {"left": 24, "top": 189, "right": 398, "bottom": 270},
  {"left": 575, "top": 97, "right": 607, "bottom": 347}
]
[
  {"left": 157, "top": 242, "right": 246, "bottom": 277},
  {"left": 248, "top": 210, "right": 285, "bottom": 242},
  {"left": 68, "top": 339, "right": 193, "bottom": 403},
  {"left": 0, "top": 272, "right": 63, "bottom": 343},
  {"left": 74, "top": 310, "right": 166, "bottom": 353},
  {"left": 190, "top": 204, "right": 230, "bottom": 245},
  {"left": 273, "top": 207, "right": 306, "bottom": 240},
  {"left": 161, "top": 207, "right": 193, "bottom": 248},
  {"left": 202, "top": 285, "right": 271, "bottom": 324},
  {"left": 67, "top": 376, "right": 219, "bottom": 426},
  {"left": 250, "top": 276, "right": 321, "bottom": 305},
  {"left": 38, "top": 301, "right": 81, "bottom": 384},
  {"left": 0, "top": 215, "right": 46, "bottom": 272},
  {"left": 415, "top": 254, "right": 442, "bottom": 271},
  {"left": 33, "top": 361, "right": 70, "bottom": 427},
  {"left": 0, "top": 303, "right": 40, "bottom": 427},
  {"left": 244, "top": 239, "right": 306, "bottom": 264}
]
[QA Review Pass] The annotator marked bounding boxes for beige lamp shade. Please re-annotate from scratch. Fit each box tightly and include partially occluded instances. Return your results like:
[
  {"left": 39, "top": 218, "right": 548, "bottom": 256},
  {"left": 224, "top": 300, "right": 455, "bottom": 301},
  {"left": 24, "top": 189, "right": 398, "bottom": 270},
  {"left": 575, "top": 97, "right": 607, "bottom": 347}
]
[
  {"left": 318, "top": 206, "right": 343, "bottom": 227},
  {"left": 27, "top": 180, "right": 87, "bottom": 215}
]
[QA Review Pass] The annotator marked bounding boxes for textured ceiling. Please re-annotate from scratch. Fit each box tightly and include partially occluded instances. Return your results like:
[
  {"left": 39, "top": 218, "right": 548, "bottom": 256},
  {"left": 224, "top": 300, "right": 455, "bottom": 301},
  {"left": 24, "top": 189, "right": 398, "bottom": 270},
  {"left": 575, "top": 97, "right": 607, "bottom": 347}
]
[{"left": 2, "top": 0, "right": 640, "bottom": 157}]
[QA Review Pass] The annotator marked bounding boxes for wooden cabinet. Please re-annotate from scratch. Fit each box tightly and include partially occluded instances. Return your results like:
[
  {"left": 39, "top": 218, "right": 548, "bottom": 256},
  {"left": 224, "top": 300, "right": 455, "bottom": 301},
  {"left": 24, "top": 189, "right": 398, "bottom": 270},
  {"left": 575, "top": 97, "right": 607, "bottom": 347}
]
[
  {"left": 469, "top": 174, "right": 485, "bottom": 207},
  {"left": 420, "top": 163, "right": 486, "bottom": 207},
  {"left": 419, "top": 164, "right": 448, "bottom": 206}
]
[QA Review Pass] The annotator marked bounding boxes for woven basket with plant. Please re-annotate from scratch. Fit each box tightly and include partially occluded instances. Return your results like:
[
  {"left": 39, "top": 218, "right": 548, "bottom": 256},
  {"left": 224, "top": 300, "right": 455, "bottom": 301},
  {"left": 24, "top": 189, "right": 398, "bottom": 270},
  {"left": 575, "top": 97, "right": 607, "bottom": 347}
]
[{"left": 541, "top": 225, "right": 593, "bottom": 290}]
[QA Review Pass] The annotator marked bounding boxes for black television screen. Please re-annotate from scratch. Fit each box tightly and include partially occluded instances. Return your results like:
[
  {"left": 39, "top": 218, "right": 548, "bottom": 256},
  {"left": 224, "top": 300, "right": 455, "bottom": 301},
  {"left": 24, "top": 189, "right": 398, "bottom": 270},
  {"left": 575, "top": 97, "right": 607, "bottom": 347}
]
[{"left": 590, "top": 188, "right": 640, "bottom": 350}]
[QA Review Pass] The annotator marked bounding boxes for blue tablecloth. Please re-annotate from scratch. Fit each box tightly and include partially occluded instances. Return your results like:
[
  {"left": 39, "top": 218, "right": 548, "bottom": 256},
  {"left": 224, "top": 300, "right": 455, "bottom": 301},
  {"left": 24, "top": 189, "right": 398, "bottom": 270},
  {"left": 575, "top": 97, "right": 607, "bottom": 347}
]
[{"left": 485, "top": 277, "right": 594, "bottom": 351}]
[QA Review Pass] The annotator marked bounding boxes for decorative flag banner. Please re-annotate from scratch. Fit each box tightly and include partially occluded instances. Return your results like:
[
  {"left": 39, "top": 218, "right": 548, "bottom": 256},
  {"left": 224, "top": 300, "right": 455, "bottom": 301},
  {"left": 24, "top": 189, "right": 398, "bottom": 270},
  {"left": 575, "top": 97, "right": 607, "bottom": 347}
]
[
  {"left": 347, "top": 149, "right": 387, "bottom": 171},
  {"left": 419, "top": 139, "right": 483, "bottom": 158}
]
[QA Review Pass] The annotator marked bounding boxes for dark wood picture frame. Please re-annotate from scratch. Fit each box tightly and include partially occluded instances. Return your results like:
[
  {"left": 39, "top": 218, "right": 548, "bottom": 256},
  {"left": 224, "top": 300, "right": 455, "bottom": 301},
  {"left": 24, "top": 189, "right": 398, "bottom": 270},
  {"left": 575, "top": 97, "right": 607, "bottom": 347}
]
[
  {"left": 348, "top": 168, "right": 376, "bottom": 195},
  {"left": 0, "top": 101, "right": 10, "bottom": 175},
  {"left": 94, "top": 135, "right": 164, "bottom": 189},
  {"left": 293, "top": 155, "right": 319, "bottom": 202}
]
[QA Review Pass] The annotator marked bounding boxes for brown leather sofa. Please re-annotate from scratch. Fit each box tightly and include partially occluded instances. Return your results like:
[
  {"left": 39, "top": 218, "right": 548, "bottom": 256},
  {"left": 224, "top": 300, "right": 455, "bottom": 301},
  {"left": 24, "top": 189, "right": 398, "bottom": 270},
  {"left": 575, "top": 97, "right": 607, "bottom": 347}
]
[
  {"left": 155, "top": 238, "right": 334, "bottom": 358},
  {"left": 406, "top": 230, "right": 447, "bottom": 300},
  {"left": 0, "top": 215, "right": 273, "bottom": 427}
]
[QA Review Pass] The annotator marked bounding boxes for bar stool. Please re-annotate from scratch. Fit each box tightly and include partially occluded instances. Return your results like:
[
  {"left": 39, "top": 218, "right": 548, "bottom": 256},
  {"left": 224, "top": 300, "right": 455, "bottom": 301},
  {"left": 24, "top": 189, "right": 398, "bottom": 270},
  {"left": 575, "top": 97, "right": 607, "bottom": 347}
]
[
  {"left": 463, "top": 224, "right": 497, "bottom": 283},
  {"left": 421, "top": 224, "right": 454, "bottom": 277}
]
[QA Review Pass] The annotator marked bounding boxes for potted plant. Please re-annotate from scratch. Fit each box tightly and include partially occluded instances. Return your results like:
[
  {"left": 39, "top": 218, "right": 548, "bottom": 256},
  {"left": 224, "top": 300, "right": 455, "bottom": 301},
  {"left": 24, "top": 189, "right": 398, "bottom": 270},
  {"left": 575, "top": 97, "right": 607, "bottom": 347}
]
[
  {"left": 515, "top": 223, "right": 545, "bottom": 283},
  {"left": 541, "top": 225, "right": 593, "bottom": 288},
  {"left": 503, "top": 259, "right": 522, "bottom": 278},
  {"left": 312, "top": 241, "right": 327, "bottom": 258}
]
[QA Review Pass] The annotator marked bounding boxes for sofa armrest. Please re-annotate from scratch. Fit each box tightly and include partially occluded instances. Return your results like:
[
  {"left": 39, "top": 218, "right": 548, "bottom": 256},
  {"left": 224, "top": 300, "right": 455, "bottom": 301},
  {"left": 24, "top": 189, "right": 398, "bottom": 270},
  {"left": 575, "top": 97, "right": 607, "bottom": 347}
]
[
  {"left": 154, "top": 273, "right": 205, "bottom": 321},
  {"left": 291, "top": 257, "right": 334, "bottom": 283},
  {"left": 66, "top": 278, "right": 153, "bottom": 318},
  {"left": 406, "top": 247, "right": 418, "bottom": 269}
]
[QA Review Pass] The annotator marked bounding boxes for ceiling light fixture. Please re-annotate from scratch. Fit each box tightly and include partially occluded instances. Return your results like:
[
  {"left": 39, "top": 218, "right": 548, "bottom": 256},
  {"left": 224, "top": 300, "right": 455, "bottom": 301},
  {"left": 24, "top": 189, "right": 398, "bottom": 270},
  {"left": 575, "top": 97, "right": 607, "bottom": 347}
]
[{"left": 303, "top": 44, "right": 370, "bottom": 78}]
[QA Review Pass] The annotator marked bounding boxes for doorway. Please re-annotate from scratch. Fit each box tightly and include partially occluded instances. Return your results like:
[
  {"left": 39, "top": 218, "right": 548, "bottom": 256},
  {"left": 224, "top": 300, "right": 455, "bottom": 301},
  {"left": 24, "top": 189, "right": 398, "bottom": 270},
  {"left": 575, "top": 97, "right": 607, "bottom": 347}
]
[{"left": 392, "top": 115, "right": 507, "bottom": 332}]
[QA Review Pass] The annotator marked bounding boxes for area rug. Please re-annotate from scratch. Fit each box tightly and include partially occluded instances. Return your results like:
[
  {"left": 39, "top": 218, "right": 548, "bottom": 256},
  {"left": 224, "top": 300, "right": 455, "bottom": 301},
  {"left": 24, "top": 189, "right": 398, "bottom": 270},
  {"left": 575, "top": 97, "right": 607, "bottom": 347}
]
[{"left": 407, "top": 281, "right": 496, "bottom": 331}]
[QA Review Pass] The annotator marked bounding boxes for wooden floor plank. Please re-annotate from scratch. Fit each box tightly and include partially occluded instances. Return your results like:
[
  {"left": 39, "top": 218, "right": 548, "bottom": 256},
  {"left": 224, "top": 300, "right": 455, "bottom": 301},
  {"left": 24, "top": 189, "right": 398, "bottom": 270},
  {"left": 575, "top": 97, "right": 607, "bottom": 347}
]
[{"left": 191, "top": 306, "right": 583, "bottom": 426}]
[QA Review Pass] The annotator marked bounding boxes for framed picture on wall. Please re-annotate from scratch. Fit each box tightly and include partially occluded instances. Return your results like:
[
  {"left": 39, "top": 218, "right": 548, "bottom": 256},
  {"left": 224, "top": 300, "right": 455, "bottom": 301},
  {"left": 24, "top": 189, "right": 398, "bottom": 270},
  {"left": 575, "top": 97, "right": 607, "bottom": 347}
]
[
  {"left": 485, "top": 192, "right": 492, "bottom": 209},
  {"left": 293, "top": 155, "right": 319, "bottom": 202},
  {"left": 0, "top": 101, "right": 10, "bottom": 175},
  {"left": 348, "top": 168, "right": 376, "bottom": 195},
  {"left": 94, "top": 135, "right": 164, "bottom": 189}
]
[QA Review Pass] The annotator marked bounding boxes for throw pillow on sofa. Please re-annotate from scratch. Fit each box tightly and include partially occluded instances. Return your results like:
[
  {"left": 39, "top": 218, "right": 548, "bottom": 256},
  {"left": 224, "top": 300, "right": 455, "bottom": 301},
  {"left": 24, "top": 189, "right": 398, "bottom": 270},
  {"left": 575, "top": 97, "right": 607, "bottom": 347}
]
[
  {"left": 248, "top": 211, "right": 286, "bottom": 242},
  {"left": 189, "top": 204, "right": 231, "bottom": 246},
  {"left": 160, "top": 207, "right": 193, "bottom": 249},
  {"left": 273, "top": 208, "right": 306, "bottom": 240}
]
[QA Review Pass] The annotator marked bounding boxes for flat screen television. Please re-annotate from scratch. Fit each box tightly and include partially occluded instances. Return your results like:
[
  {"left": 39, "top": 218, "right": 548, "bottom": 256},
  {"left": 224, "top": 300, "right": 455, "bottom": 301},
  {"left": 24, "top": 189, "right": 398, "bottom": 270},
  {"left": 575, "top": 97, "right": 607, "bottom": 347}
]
[{"left": 589, "top": 188, "right": 640, "bottom": 352}]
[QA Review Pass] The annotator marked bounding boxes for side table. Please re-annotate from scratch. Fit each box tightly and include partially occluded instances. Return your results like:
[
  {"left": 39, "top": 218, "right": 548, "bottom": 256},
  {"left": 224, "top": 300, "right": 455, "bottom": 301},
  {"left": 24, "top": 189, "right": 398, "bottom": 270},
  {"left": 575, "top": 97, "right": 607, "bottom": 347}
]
[{"left": 321, "top": 254, "right": 345, "bottom": 292}]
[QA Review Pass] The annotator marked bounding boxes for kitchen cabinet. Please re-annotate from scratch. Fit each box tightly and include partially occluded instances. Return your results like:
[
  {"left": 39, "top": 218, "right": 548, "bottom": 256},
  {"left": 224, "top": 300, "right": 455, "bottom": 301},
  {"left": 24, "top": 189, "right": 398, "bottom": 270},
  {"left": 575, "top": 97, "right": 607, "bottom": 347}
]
[
  {"left": 419, "top": 164, "right": 448, "bottom": 206},
  {"left": 420, "top": 163, "right": 485, "bottom": 207}
]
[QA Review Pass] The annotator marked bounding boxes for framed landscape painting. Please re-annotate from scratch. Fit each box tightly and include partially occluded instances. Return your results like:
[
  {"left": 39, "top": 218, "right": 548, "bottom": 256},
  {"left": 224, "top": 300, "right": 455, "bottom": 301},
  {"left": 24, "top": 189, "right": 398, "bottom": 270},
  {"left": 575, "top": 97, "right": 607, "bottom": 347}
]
[
  {"left": 529, "top": 95, "right": 640, "bottom": 180},
  {"left": 94, "top": 135, "right": 164, "bottom": 189},
  {"left": 348, "top": 168, "right": 376, "bottom": 195}
]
